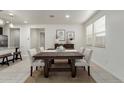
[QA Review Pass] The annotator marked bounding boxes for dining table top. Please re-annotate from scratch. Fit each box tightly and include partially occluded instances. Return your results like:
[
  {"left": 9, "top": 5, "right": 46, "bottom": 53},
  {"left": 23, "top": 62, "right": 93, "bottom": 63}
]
[
  {"left": 33, "top": 49, "right": 84, "bottom": 78},
  {"left": 33, "top": 49, "right": 84, "bottom": 59}
]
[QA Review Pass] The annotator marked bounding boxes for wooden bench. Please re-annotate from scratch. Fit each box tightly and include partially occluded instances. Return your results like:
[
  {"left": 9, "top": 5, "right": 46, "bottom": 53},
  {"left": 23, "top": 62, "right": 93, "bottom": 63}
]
[
  {"left": 0, "top": 53, "right": 13, "bottom": 66},
  {"left": 0, "top": 48, "right": 22, "bottom": 66},
  {"left": 14, "top": 51, "right": 22, "bottom": 60}
]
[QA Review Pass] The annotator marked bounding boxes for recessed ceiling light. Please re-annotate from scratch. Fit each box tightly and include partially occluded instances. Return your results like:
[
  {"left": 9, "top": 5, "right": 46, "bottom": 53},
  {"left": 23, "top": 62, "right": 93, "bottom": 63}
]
[
  {"left": 9, "top": 13, "right": 14, "bottom": 16},
  {"left": 24, "top": 21, "right": 28, "bottom": 24},
  {"left": 65, "top": 15, "right": 70, "bottom": 18},
  {"left": 49, "top": 15, "right": 55, "bottom": 18}
]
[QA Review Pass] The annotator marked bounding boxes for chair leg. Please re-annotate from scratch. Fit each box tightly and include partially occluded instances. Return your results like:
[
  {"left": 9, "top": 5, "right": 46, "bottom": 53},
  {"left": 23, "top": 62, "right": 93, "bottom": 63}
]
[
  {"left": 84, "top": 66, "right": 85, "bottom": 71},
  {"left": 36, "top": 66, "right": 38, "bottom": 70},
  {"left": 88, "top": 66, "right": 90, "bottom": 76},
  {"left": 51, "top": 59, "right": 54, "bottom": 64},
  {"left": 30, "top": 66, "right": 33, "bottom": 76}
]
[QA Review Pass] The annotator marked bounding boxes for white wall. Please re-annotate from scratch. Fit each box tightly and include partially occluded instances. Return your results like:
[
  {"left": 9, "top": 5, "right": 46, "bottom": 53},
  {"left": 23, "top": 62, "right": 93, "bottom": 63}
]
[
  {"left": 3, "top": 24, "right": 85, "bottom": 55},
  {"left": 42, "top": 24, "right": 84, "bottom": 49},
  {"left": 30, "top": 28, "right": 45, "bottom": 48},
  {"left": 3, "top": 24, "right": 30, "bottom": 55},
  {"left": 84, "top": 10, "right": 124, "bottom": 82},
  {"left": 10, "top": 28, "right": 20, "bottom": 48}
]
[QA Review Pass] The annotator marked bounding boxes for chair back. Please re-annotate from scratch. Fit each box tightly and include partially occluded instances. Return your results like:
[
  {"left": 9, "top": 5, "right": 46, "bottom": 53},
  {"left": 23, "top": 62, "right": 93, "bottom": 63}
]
[
  {"left": 83, "top": 48, "right": 93, "bottom": 64},
  {"left": 79, "top": 47, "right": 85, "bottom": 54},
  {"left": 40, "top": 47, "right": 44, "bottom": 52},
  {"left": 28, "top": 48, "right": 37, "bottom": 63}
]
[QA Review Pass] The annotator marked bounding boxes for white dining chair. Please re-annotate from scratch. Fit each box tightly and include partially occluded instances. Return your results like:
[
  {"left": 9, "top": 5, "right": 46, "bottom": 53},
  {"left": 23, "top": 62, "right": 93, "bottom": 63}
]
[
  {"left": 40, "top": 47, "right": 45, "bottom": 52},
  {"left": 75, "top": 48, "right": 93, "bottom": 76},
  {"left": 79, "top": 47, "right": 85, "bottom": 54},
  {"left": 28, "top": 48, "right": 45, "bottom": 76}
]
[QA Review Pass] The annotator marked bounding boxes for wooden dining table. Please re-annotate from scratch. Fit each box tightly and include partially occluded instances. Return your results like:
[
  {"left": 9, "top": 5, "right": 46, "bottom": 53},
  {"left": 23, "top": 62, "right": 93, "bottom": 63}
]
[{"left": 33, "top": 50, "right": 84, "bottom": 78}]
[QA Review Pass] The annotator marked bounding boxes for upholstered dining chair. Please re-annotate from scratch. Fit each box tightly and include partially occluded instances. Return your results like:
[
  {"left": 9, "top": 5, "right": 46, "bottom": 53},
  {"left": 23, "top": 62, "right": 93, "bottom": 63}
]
[
  {"left": 75, "top": 48, "right": 93, "bottom": 76},
  {"left": 40, "top": 47, "right": 45, "bottom": 52},
  {"left": 28, "top": 48, "right": 45, "bottom": 76},
  {"left": 79, "top": 47, "right": 85, "bottom": 54}
]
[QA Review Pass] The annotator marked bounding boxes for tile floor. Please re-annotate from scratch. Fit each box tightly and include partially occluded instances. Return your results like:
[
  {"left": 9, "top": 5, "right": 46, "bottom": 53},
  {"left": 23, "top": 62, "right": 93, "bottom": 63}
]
[{"left": 0, "top": 56, "right": 123, "bottom": 83}]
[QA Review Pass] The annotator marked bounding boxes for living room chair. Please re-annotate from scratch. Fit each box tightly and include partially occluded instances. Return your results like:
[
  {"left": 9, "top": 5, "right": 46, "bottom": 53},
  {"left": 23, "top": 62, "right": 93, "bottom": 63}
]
[
  {"left": 28, "top": 48, "right": 45, "bottom": 76},
  {"left": 75, "top": 48, "right": 93, "bottom": 76}
]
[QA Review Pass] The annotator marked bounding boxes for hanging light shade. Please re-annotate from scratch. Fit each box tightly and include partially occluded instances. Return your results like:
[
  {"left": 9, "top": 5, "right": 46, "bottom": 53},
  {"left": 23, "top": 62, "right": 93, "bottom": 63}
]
[
  {"left": 9, "top": 14, "right": 14, "bottom": 28},
  {"left": 9, "top": 23, "right": 14, "bottom": 28},
  {"left": 0, "top": 19, "right": 5, "bottom": 25}
]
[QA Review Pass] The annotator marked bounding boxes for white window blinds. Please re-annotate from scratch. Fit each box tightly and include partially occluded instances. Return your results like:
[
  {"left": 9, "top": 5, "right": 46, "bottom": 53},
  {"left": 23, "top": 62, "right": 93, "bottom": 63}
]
[
  {"left": 86, "top": 16, "right": 106, "bottom": 48},
  {"left": 86, "top": 24, "right": 93, "bottom": 46},
  {"left": 94, "top": 16, "right": 106, "bottom": 47}
]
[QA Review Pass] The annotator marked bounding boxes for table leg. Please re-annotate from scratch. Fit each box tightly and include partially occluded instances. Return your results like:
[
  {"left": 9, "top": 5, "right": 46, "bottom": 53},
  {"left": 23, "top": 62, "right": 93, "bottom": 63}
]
[
  {"left": 5, "top": 57, "right": 9, "bottom": 66},
  {"left": 44, "top": 59, "right": 49, "bottom": 78},
  {"left": 1, "top": 57, "right": 5, "bottom": 65},
  {"left": 68, "top": 59, "right": 71, "bottom": 64},
  {"left": 71, "top": 59, "right": 76, "bottom": 78},
  {"left": 19, "top": 53, "right": 22, "bottom": 60},
  {"left": 51, "top": 59, "right": 54, "bottom": 64},
  {"left": 15, "top": 54, "right": 18, "bottom": 60}
]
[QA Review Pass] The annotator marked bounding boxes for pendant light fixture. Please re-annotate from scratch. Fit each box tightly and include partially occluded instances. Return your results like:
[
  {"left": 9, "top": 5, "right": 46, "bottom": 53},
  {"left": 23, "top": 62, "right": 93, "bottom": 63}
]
[
  {"left": 9, "top": 13, "right": 14, "bottom": 28},
  {"left": 9, "top": 22, "right": 14, "bottom": 28}
]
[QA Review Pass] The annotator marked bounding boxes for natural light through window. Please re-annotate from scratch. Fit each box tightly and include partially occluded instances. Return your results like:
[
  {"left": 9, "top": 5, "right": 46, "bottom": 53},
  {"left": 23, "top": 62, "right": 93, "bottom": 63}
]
[
  {"left": 86, "top": 24, "right": 93, "bottom": 46},
  {"left": 94, "top": 16, "right": 106, "bottom": 47}
]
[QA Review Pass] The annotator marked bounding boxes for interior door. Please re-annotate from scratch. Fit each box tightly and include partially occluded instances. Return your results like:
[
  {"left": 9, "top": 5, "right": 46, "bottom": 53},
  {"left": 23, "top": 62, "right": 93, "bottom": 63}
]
[
  {"left": 40, "top": 32, "right": 45, "bottom": 48},
  {"left": 10, "top": 28, "right": 20, "bottom": 48},
  {"left": 30, "top": 28, "right": 45, "bottom": 49}
]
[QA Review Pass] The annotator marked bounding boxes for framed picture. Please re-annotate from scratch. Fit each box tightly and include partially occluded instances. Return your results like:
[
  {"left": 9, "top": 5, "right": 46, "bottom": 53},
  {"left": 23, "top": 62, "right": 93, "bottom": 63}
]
[
  {"left": 56, "top": 29, "right": 65, "bottom": 41},
  {"left": 67, "top": 31, "right": 75, "bottom": 40}
]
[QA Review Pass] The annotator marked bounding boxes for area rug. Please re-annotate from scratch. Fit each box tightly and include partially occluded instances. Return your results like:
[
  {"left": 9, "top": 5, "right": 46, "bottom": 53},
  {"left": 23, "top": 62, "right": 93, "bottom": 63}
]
[{"left": 25, "top": 63, "right": 96, "bottom": 83}]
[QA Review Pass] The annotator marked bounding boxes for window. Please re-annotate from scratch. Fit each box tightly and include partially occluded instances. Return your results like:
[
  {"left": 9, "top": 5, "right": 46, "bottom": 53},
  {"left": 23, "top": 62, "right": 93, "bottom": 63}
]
[
  {"left": 86, "top": 16, "right": 106, "bottom": 48},
  {"left": 86, "top": 24, "right": 93, "bottom": 46},
  {"left": 94, "top": 16, "right": 106, "bottom": 47}
]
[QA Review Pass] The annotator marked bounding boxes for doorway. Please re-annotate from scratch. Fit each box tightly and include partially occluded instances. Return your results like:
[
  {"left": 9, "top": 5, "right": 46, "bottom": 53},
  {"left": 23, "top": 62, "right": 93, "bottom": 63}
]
[
  {"left": 10, "top": 28, "right": 20, "bottom": 48},
  {"left": 30, "top": 28, "right": 45, "bottom": 49},
  {"left": 40, "top": 31, "right": 45, "bottom": 48}
]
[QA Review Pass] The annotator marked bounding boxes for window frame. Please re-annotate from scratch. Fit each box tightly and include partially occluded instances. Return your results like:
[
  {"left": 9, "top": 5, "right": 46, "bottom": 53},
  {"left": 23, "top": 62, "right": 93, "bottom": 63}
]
[
  {"left": 93, "top": 16, "right": 106, "bottom": 48},
  {"left": 86, "top": 24, "right": 93, "bottom": 46},
  {"left": 86, "top": 15, "right": 106, "bottom": 48}
]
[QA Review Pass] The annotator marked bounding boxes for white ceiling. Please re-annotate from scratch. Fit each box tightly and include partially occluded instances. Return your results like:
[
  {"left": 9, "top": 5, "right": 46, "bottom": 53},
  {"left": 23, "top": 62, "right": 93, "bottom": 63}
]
[{"left": 0, "top": 10, "right": 97, "bottom": 25}]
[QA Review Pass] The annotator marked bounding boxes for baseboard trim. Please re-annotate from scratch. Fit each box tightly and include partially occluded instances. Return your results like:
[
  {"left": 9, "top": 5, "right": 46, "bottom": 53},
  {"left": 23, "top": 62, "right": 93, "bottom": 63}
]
[{"left": 91, "top": 59, "right": 124, "bottom": 82}]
